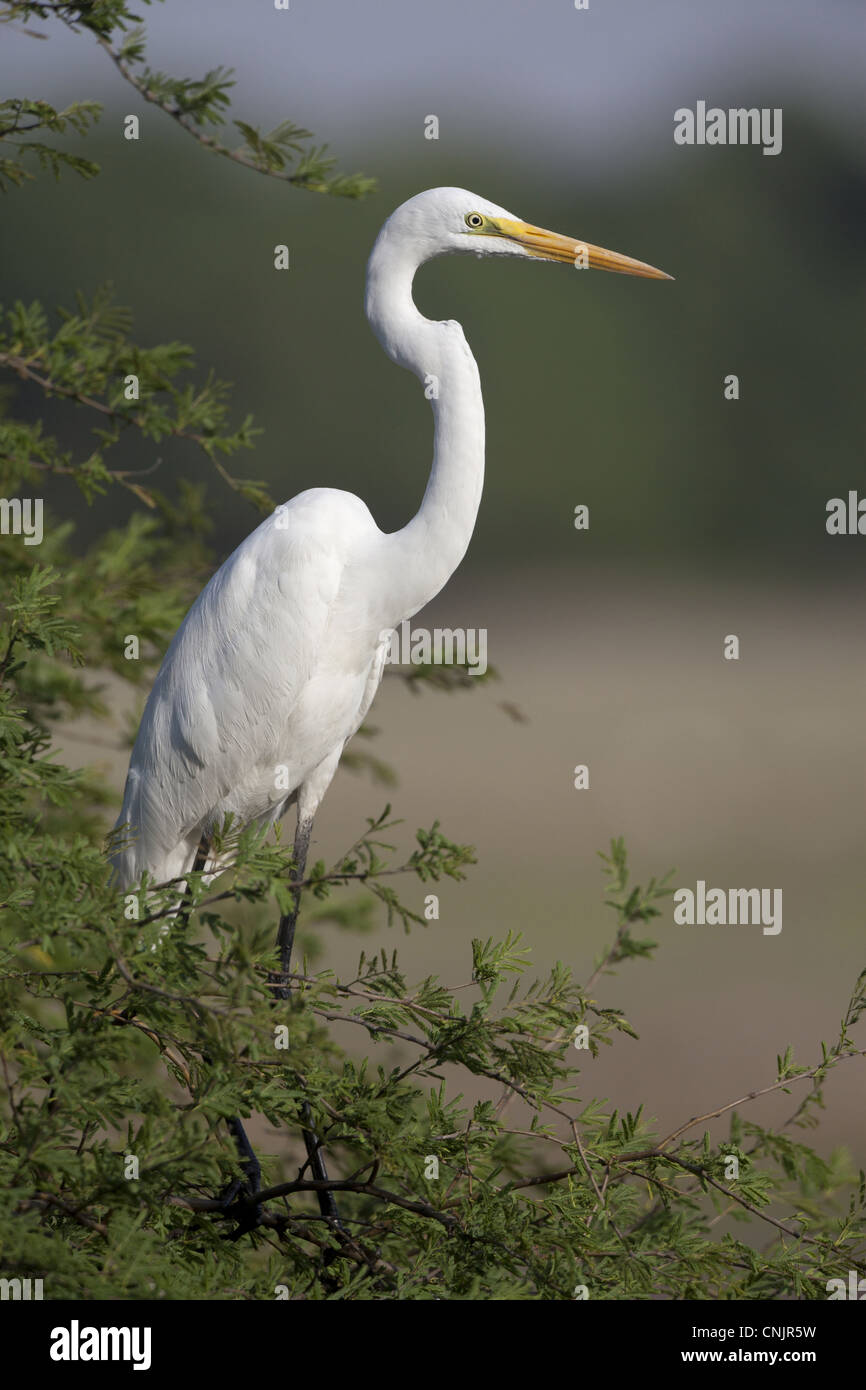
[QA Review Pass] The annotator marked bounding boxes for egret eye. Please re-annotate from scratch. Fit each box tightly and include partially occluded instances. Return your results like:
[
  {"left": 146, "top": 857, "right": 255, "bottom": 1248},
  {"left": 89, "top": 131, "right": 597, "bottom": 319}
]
[{"left": 465, "top": 212, "right": 485, "bottom": 229}]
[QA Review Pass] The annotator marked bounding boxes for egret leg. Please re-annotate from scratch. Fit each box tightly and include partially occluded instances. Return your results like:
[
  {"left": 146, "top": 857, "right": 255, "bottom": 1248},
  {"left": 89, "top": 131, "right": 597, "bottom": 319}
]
[
  {"left": 186, "top": 838, "right": 263, "bottom": 1233},
  {"left": 275, "top": 813, "right": 313, "bottom": 988},
  {"left": 273, "top": 813, "right": 343, "bottom": 1234}
]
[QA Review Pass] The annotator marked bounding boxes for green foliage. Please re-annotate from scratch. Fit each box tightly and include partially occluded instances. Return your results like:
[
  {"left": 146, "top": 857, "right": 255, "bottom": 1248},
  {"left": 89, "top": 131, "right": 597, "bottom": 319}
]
[
  {"left": 3, "top": 739, "right": 865, "bottom": 1298},
  {"left": 0, "top": 285, "right": 267, "bottom": 508},
  {"left": 0, "top": 3, "right": 375, "bottom": 198},
  {"left": 592, "top": 835, "right": 669, "bottom": 971},
  {"left": 301, "top": 807, "right": 477, "bottom": 933},
  {"left": 0, "top": 98, "right": 101, "bottom": 191}
]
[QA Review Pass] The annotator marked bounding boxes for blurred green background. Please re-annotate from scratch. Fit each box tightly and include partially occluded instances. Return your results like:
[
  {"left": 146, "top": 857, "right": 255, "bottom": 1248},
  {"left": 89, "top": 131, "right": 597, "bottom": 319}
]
[
  {"left": 6, "top": 114, "right": 865, "bottom": 574},
  {"left": 2, "top": 0, "right": 864, "bottom": 1162}
]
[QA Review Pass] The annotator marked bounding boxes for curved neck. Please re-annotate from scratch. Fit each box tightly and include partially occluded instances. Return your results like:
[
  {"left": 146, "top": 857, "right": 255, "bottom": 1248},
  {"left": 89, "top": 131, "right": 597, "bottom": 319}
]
[{"left": 365, "top": 234, "right": 485, "bottom": 619}]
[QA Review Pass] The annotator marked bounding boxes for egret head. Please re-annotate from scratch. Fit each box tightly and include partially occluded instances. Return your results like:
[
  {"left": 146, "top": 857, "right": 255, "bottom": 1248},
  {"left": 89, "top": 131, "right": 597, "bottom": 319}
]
[{"left": 380, "top": 186, "right": 672, "bottom": 280}]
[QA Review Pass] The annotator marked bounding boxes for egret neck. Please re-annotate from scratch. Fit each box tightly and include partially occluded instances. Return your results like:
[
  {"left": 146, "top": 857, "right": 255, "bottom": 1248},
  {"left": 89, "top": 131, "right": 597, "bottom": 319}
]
[{"left": 365, "top": 230, "right": 485, "bottom": 620}]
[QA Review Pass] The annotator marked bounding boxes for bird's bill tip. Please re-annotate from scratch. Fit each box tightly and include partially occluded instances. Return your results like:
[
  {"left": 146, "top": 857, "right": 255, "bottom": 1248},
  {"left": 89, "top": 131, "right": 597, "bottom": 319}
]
[{"left": 493, "top": 217, "right": 673, "bottom": 281}]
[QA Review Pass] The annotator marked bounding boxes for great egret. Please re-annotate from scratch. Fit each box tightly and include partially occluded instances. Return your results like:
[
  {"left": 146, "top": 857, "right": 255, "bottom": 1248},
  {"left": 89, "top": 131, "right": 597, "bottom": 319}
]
[{"left": 112, "top": 185, "right": 670, "bottom": 1227}]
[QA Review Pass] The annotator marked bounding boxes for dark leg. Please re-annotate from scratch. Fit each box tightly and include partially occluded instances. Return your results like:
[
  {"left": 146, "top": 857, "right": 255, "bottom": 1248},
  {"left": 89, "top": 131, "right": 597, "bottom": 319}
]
[
  {"left": 219, "top": 1119, "right": 263, "bottom": 1237},
  {"left": 274, "top": 813, "right": 313, "bottom": 993},
  {"left": 272, "top": 814, "right": 342, "bottom": 1234},
  {"left": 187, "top": 837, "right": 262, "bottom": 1233}
]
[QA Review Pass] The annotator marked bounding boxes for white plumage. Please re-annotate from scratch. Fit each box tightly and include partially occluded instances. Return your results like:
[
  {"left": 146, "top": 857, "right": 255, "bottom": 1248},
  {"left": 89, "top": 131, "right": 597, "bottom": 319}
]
[
  {"left": 113, "top": 490, "right": 388, "bottom": 884},
  {"left": 112, "top": 187, "right": 669, "bottom": 889}
]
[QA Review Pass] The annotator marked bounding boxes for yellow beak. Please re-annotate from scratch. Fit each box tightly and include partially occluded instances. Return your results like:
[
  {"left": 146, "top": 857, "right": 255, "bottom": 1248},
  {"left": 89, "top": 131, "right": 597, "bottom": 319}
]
[{"left": 490, "top": 216, "right": 673, "bottom": 280}]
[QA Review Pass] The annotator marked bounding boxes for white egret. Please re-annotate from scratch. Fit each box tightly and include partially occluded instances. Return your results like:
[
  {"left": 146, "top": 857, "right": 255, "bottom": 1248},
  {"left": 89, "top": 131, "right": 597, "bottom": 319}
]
[
  {"left": 113, "top": 187, "right": 669, "bottom": 896},
  {"left": 111, "top": 186, "right": 670, "bottom": 1227}
]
